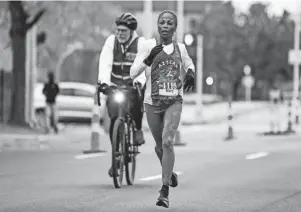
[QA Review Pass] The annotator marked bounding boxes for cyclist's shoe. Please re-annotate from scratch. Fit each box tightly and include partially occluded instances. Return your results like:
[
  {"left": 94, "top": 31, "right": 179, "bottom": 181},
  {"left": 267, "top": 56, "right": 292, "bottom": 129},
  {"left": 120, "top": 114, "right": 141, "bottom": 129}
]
[
  {"left": 156, "top": 185, "right": 169, "bottom": 208},
  {"left": 134, "top": 130, "right": 145, "bottom": 145},
  {"left": 170, "top": 172, "right": 178, "bottom": 188},
  {"left": 108, "top": 158, "right": 120, "bottom": 177}
]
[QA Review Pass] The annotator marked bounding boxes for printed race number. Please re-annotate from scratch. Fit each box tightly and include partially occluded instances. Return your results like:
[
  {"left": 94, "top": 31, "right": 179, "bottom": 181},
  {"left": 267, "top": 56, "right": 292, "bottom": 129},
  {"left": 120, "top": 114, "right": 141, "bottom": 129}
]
[{"left": 159, "top": 81, "right": 179, "bottom": 96}]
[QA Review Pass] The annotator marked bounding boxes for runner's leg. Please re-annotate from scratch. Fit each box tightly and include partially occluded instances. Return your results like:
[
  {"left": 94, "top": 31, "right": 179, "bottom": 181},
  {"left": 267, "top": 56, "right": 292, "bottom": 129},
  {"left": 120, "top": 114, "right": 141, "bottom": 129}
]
[
  {"left": 161, "top": 101, "right": 182, "bottom": 186},
  {"left": 145, "top": 103, "right": 164, "bottom": 164}
]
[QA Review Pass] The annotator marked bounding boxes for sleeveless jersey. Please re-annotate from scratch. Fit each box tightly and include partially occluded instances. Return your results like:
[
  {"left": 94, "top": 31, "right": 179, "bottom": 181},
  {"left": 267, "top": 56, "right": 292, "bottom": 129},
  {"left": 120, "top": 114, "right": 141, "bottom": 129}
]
[{"left": 150, "top": 41, "right": 183, "bottom": 104}]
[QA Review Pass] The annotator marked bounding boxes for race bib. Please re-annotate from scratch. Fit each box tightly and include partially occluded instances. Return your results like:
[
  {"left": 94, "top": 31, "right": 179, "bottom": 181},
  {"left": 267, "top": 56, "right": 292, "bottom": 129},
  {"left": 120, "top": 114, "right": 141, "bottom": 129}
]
[{"left": 158, "top": 80, "right": 179, "bottom": 96}]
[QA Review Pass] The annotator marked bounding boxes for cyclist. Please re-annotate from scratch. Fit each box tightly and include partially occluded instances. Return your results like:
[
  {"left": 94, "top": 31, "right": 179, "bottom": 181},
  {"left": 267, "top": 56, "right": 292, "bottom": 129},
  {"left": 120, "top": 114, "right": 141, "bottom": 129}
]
[
  {"left": 130, "top": 10, "right": 195, "bottom": 208},
  {"left": 97, "top": 13, "right": 146, "bottom": 177}
]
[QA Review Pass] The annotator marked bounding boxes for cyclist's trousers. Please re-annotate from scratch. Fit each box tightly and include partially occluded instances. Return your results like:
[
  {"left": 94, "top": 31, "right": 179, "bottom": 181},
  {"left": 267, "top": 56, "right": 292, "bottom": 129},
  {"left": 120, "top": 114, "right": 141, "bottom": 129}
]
[
  {"left": 106, "top": 87, "right": 145, "bottom": 143},
  {"left": 144, "top": 100, "right": 182, "bottom": 186}
]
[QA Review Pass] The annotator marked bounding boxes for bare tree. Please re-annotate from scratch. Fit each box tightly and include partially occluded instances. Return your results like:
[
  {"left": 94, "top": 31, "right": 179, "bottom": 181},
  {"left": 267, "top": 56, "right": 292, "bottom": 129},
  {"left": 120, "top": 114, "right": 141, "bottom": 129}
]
[{"left": 8, "top": 1, "right": 45, "bottom": 126}]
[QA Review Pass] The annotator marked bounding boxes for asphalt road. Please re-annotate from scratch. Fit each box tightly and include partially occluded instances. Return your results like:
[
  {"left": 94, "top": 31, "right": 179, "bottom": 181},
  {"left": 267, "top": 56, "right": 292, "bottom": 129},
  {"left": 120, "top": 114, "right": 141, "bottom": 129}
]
[{"left": 1, "top": 106, "right": 301, "bottom": 212}]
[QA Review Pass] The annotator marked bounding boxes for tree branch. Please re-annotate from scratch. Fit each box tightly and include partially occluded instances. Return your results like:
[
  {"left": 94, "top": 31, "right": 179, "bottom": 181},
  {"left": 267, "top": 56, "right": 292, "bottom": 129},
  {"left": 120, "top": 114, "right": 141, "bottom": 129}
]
[{"left": 25, "top": 8, "right": 46, "bottom": 31}]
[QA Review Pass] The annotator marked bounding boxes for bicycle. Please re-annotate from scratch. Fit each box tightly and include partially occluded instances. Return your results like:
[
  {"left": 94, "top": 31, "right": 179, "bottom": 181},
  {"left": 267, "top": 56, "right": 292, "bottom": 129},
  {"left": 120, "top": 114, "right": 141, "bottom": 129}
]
[{"left": 97, "top": 81, "right": 142, "bottom": 189}]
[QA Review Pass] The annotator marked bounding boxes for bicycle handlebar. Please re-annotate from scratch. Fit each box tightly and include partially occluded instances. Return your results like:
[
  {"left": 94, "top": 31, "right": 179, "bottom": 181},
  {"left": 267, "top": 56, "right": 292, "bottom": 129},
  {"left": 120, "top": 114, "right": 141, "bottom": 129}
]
[{"left": 96, "top": 81, "right": 142, "bottom": 106}]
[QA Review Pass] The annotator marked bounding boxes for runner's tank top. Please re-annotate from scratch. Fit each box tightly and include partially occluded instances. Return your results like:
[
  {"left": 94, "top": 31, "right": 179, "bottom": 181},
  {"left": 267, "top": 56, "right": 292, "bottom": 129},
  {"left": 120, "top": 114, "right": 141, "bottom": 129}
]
[{"left": 150, "top": 41, "right": 183, "bottom": 105}]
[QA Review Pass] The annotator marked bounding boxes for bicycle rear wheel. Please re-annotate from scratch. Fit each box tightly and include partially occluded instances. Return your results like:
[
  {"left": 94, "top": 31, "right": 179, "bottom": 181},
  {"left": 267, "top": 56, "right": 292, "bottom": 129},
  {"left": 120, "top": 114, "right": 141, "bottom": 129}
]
[
  {"left": 112, "top": 118, "right": 125, "bottom": 188},
  {"left": 125, "top": 120, "right": 137, "bottom": 185}
]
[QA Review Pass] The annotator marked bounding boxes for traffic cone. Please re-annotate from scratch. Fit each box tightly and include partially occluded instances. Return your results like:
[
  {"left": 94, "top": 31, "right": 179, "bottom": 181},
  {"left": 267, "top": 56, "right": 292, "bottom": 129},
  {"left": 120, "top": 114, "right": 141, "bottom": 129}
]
[
  {"left": 224, "top": 97, "right": 235, "bottom": 141},
  {"left": 83, "top": 104, "right": 106, "bottom": 154}
]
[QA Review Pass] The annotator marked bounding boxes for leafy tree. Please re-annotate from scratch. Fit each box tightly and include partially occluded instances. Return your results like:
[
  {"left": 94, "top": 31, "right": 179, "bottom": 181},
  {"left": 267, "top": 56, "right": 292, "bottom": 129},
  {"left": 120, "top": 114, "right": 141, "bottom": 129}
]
[
  {"left": 200, "top": 1, "right": 246, "bottom": 99},
  {"left": 199, "top": 1, "right": 294, "bottom": 100}
]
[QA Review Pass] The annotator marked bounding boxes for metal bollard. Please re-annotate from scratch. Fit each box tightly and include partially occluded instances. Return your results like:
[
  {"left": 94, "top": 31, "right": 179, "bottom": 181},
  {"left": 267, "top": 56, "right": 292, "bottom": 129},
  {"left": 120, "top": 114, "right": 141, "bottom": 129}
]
[
  {"left": 83, "top": 104, "right": 106, "bottom": 154},
  {"left": 225, "top": 97, "right": 234, "bottom": 141},
  {"left": 295, "top": 97, "right": 300, "bottom": 125},
  {"left": 268, "top": 100, "right": 275, "bottom": 134}
]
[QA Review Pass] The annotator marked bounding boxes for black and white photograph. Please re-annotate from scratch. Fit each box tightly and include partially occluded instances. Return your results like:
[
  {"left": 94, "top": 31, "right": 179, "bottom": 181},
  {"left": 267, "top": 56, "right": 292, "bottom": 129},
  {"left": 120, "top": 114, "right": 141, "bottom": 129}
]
[{"left": 0, "top": 0, "right": 301, "bottom": 211}]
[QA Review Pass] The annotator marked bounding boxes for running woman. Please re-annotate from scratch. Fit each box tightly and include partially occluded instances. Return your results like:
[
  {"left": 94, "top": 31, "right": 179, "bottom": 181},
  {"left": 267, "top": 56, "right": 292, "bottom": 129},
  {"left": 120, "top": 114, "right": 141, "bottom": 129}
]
[{"left": 130, "top": 10, "right": 195, "bottom": 208}]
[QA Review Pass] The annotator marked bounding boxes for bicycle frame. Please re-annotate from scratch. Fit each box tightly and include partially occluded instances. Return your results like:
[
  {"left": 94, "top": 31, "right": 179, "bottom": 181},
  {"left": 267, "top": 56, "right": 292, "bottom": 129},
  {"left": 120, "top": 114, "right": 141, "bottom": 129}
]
[
  {"left": 114, "top": 87, "right": 133, "bottom": 143},
  {"left": 96, "top": 82, "right": 142, "bottom": 188}
]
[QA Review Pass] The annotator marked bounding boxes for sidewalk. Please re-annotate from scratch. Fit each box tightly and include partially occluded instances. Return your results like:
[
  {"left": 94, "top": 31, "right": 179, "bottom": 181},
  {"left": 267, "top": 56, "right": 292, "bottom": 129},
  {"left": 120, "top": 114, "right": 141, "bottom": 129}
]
[
  {"left": 0, "top": 122, "right": 101, "bottom": 151},
  {"left": 181, "top": 101, "right": 269, "bottom": 125},
  {"left": 0, "top": 101, "right": 268, "bottom": 152},
  {"left": 141, "top": 101, "right": 269, "bottom": 131}
]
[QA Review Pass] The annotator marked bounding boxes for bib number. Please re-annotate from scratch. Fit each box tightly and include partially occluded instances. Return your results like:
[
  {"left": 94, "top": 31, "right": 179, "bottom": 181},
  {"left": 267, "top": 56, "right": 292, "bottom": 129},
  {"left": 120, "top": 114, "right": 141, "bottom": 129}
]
[{"left": 159, "top": 81, "right": 179, "bottom": 96}]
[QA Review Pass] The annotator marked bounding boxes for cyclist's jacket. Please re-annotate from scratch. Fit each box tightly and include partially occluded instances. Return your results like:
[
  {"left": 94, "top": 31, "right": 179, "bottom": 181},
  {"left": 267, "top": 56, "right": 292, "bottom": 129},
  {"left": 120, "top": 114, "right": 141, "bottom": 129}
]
[
  {"left": 42, "top": 82, "right": 59, "bottom": 104},
  {"left": 98, "top": 32, "right": 146, "bottom": 87},
  {"left": 130, "top": 38, "right": 195, "bottom": 105}
]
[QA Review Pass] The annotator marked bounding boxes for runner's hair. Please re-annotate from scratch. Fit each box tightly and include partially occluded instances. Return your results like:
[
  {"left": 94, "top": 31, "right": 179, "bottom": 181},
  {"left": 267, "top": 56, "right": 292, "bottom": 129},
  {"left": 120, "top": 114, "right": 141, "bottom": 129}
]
[{"left": 157, "top": 10, "right": 178, "bottom": 28}]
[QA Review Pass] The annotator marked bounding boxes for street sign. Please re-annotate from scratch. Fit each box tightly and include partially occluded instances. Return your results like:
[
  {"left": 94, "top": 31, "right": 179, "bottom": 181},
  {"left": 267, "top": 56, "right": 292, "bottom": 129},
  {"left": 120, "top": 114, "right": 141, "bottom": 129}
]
[
  {"left": 242, "top": 76, "right": 255, "bottom": 87},
  {"left": 288, "top": 49, "right": 301, "bottom": 65}
]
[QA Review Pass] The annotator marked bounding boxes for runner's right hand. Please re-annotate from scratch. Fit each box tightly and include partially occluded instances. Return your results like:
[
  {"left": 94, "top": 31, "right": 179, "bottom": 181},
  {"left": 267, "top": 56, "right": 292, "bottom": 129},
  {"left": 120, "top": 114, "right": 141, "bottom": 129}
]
[{"left": 143, "top": 44, "right": 163, "bottom": 66}]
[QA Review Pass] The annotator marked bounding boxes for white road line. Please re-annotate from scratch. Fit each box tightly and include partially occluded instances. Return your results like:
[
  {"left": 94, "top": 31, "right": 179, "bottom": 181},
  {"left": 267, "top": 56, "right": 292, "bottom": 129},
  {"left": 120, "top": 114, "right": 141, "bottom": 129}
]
[
  {"left": 245, "top": 152, "right": 269, "bottom": 160},
  {"left": 75, "top": 153, "right": 107, "bottom": 160},
  {"left": 139, "top": 171, "right": 183, "bottom": 181}
]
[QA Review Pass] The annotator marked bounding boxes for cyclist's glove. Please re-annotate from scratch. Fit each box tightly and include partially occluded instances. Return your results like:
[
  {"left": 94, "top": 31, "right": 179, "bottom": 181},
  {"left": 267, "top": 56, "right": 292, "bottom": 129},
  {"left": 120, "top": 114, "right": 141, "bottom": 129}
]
[
  {"left": 143, "top": 44, "right": 163, "bottom": 66},
  {"left": 133, "top": 81, "right": 142, "bottom": 89},
  {"left": 98, "top": 83, "right": 110, "bottom": 95},
  {"left": 184, "top": 68, "right": 195, "bottom": 92}
]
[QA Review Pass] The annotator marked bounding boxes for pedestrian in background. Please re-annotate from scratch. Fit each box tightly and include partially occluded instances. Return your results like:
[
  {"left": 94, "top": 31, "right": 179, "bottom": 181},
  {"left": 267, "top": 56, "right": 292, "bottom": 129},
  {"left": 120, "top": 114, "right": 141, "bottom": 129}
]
[{"left": 42, "top": 71, "right": 60, "bottom": 134}]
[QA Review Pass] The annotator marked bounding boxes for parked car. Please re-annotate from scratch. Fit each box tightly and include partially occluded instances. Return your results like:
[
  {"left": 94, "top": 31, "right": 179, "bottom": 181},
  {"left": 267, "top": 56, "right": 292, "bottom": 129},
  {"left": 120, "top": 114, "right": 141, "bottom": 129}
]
[{"left": 34, "top": 82, "right": 106, "bottom": 121}]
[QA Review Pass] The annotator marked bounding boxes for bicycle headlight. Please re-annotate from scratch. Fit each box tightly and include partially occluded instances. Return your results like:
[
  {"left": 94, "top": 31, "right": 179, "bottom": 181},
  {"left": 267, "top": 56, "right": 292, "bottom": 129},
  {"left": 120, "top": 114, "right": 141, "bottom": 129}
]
[{"left": 114, "top": 91, "right": 125, "bottom": 103}]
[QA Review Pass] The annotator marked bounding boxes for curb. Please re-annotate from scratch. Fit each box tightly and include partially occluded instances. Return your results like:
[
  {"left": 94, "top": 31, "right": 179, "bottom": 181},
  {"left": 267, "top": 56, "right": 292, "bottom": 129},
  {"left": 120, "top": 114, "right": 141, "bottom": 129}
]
[
  {"left": 0, "top": 134, "right": 46, "bottom": 151},
  {"left": 0, "top": 134, "right": 69, "bottom": 152}
]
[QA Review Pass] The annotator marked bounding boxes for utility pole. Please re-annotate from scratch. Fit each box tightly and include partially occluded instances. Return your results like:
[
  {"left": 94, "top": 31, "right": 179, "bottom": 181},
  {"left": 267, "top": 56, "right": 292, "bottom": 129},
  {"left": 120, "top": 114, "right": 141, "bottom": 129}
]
[
  {"left": 195, "top": 34, "right": 203, "bottom": 118},
  {"left": 288, "top": 6, "right": 301, "bottom": 125},
  {"left": 143, "top": 0, "right": 153, "bottom": 39},
  {"left": 177, "top": 0, "right": 184, "bottom": 42}
]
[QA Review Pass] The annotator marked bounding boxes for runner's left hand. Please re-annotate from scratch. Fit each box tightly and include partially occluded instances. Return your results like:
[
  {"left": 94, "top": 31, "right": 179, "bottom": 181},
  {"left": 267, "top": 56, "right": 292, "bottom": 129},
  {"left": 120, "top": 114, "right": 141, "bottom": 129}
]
[{"left": 184, "top": 69, "right": 195, "bottom": 92}]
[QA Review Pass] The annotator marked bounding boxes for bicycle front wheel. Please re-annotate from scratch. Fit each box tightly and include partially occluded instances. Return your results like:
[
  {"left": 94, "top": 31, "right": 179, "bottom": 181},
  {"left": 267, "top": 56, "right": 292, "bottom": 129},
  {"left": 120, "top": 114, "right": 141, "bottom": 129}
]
[
  {"left": 125, "top": 120, "right": 137, "bottom": 185},
  {"left": 111, "top": 118, "right": 126, "bottom": 189}
]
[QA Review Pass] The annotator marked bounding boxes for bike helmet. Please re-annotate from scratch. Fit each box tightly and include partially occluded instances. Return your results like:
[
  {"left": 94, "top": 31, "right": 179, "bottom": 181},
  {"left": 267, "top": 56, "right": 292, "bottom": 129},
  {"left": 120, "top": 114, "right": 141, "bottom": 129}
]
[{"left": 115, "top": 13, "right": 138, "bottom": 31}]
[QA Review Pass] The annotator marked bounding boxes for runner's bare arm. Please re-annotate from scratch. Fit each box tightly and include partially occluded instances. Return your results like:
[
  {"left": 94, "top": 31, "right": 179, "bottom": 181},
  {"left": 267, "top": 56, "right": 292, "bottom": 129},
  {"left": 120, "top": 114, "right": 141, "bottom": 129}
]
[{"left": 179, "top": 43, "right": 195, "bottom": 74}]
